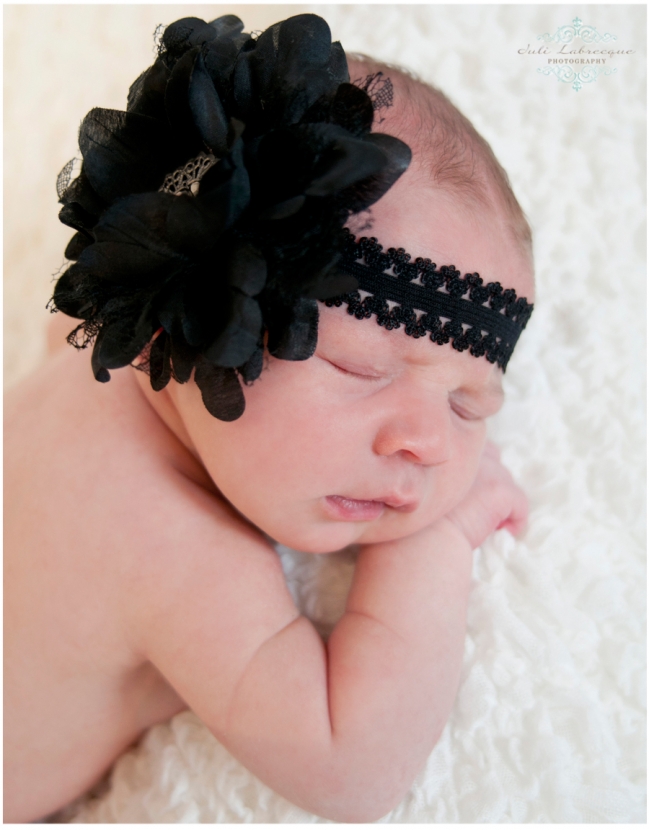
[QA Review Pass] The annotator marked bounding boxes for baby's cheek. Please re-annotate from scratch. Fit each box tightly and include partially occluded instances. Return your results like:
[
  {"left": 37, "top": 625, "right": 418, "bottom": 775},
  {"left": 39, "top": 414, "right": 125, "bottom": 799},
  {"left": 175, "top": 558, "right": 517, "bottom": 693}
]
[
  {"left": 460, "top": 424, "right": 487, "bottom": 476},
  {"left": 435, "top": 426, "right": 486, "bottom": 512}
]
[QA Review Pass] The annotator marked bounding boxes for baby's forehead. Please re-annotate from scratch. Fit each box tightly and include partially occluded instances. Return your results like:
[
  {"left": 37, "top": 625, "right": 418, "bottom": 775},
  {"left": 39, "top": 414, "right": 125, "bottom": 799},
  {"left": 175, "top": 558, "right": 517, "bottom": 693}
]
[{"left": 358, "top": 183, "right": 534, "bottom": 304}]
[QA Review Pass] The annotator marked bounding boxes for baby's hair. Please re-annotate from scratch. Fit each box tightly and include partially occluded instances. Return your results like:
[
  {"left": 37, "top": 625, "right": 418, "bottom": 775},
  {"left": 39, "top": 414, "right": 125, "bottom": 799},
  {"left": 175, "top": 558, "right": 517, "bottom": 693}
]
[{"left": 347, "top": 54, "right": 534, "bottom": 265}]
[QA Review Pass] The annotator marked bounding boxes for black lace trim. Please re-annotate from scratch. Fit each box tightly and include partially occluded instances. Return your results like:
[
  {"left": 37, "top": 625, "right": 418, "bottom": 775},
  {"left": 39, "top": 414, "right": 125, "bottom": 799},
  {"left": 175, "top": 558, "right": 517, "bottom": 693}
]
[
  {"left": 326, "top": 229, "right": 533, "bottom": 370},
  {"left": 353, "top": 71, "right": 393, "bottom": 123}
]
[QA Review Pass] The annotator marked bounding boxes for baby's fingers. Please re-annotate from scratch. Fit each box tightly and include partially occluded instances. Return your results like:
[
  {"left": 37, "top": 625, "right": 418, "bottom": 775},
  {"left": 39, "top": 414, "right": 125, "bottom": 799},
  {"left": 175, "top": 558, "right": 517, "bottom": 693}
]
[{"left": 496, "top": 486, "right": 529, "bottom": 537}]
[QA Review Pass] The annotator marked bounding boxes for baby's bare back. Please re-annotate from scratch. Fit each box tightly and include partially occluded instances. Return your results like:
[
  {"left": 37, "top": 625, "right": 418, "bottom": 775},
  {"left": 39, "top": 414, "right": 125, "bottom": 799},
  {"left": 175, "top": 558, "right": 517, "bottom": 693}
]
[{"left": 3, "top": 347, "right": 248, "bottom": 821}]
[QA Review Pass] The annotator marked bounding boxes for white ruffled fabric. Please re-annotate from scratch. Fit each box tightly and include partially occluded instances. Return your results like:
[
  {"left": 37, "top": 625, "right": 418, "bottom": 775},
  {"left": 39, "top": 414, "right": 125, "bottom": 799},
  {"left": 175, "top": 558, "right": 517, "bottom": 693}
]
[{"left": 6, "top": 4, "right": 644, "bottom": 823}]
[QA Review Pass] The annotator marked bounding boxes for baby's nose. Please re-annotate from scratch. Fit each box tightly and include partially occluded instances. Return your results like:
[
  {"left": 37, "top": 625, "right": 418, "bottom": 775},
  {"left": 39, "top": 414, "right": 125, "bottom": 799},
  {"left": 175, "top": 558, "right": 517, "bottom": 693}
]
[{"left": 372, "top": 392, "right": 451, "bottom": 466}]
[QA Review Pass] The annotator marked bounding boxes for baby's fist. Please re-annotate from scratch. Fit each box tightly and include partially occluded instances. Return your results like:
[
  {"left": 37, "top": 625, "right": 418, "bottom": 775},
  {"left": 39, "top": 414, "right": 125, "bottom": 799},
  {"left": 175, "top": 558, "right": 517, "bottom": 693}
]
[{"left": 446, "top": 442, "right": 528, "bottom": 550}]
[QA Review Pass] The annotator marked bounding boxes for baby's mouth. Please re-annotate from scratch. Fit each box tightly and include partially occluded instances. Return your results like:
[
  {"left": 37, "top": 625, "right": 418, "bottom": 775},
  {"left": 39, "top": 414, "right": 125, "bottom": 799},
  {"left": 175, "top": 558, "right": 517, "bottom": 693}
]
[
  {"left": 325, "top": 495, "right": 386, "bottom": 521},
  {"left": 324, "top": 495, "right": 418, "bottom": 521}
]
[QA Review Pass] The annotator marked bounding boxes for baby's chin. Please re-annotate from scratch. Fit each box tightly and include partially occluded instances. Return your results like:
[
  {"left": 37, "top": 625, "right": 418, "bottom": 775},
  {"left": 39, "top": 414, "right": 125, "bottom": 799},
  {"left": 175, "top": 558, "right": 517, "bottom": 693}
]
[{"left": 263, "top": 510, "right": 438, "bottom": 555}]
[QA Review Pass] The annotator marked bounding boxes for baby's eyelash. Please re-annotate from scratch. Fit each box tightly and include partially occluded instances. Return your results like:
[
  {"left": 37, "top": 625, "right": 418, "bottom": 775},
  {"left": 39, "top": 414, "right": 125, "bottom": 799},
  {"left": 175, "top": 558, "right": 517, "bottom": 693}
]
[
  {"left": 449, "top": 401, "right": 483, "bottom": 421},
  {"left": 330, "top": 362, "right": 382, "bottom": 381}
]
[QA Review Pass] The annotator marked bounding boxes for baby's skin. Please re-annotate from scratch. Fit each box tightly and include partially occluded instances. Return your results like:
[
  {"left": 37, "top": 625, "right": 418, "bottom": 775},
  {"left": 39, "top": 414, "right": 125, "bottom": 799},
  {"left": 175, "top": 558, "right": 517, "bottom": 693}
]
[{"left": 4, "top": 167, "right": 533, "bottom": 821}]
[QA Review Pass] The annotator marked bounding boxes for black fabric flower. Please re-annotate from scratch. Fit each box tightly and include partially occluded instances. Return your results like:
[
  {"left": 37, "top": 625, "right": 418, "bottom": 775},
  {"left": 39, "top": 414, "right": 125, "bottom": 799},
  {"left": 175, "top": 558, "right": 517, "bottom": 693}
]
[{"left": 52, "top": 13, "right": 411, "bottom": 420}]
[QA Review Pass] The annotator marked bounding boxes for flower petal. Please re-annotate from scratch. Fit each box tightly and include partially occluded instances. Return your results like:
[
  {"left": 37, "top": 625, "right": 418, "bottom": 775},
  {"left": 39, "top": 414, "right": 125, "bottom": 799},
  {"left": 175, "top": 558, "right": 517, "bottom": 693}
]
[
  {"left": 196, "top": 138, "right": 250, "bottom": 230},
  {"left": 91, "top": 330, "right": 111, "bottom": 382},
  {"left": 149, "top": 330, "right": 172, "bottom": 391},
  {"left": 194, "top": 357, "right": 245, "bottom": 421},
  {"left": 328, "top": 41, "right": 349, "bottom": 86},
  {"left": 249, "top": 127, "right": 313, "bottom": 205},
  {"left": 58, "top": 203, "right": 97, "bottom": 235},
  {"left": 176, "top": 271, "right": 220, "bottom": 347},
  {"left": 258, "top": 195, "right": 306, "bottom": 221},
  {"left": 231, "top": 42, "right": 255, "bottom": 123},
  {"left": 232, "top": 14, "right": 343, "bottom": 130},
  {"left": 97, "top": 305, "right": 154, "bottom": 369},
  {"left": 79, "top": 108, "right": 172, "bottom": 203},
  {"left": 76, "top": 192, "right": 179, "bottom": 284},
  {"left": 203, "top": 16, "right": 248, "bottom": 101},
  {"left": 207, "top": 14, "right": 245, "bottom": 41},
  {"left": 126, "top": 59, "right": 170, "bottom": 121},
  {"left": 204, "top": 292, "right": 262, "bottom": 367},
  {"left": 275, "top": 15, "right": 333, "bottom": 91},
  {"left": 154, "top": 283, "right": 197, "bottom": 382},
  {"left": 274, "top": 18, "right": 348, "bottom": 124},
  {"left": 225, "top": 242, "right": 267, "bottom": 296},
  {"left": 161, "top": 18, "right": 217, "bottom": 64},
  {"left": 164, "top": 47, "right": 200, "bottom": 149},
  {"left": 169, "top": 331, "right": 197, "bottom": 383},
  {"left": 305, "top": 135, "right": 387, "bottom": 196},
  {"left": 58, "top": 168, "right": 106, "bottom": 216},
  {"left": 188, "top": 52, "right": 229, "bottom": 156},
  {"left": 329, "top": 83, "right": 374, "bottom": 136},
  {"left": 267, "top": 297, "right": 319, "bottom": 360},
  {"left": 303, "top": 270, "right": 358, "bottom": 300},
  {"left": 64, "top": 232, "right": 93, "bottom": 261},
  {"left": 52, "top": 263, "right": 101, "bottom": 319},
  {"left": 238, "top": 345, "right": 264, "bottom": 383},
  {"left": 338, "top": 133, "right": 412, "bottom": 212},
  {"left": 167, "top": 194, "right": 228, "bottom": 254},
  {"left": 156, "top": 281, "right": 184, "bottom": 334}
]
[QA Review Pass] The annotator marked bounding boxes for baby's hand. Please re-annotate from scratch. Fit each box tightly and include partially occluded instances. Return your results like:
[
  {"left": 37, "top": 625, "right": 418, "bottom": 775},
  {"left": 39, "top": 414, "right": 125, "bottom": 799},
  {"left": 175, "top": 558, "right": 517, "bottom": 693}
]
[{"left": 445, "top": 441, "right": 528, "bottom": 550}]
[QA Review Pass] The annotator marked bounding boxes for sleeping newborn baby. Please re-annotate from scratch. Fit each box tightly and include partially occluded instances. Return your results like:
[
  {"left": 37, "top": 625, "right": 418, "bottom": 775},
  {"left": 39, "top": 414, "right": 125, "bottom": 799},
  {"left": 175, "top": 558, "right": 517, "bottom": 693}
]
[{"left": 4, "top": 14, "right": 534, "bottom": 822}]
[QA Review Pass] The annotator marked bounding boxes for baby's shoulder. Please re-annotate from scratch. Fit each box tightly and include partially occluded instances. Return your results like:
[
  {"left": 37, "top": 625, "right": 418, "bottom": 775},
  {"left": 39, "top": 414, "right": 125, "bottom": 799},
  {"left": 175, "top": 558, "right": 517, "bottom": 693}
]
[{"left": 5, "top": 347, "right": 287, "bottom": 642}]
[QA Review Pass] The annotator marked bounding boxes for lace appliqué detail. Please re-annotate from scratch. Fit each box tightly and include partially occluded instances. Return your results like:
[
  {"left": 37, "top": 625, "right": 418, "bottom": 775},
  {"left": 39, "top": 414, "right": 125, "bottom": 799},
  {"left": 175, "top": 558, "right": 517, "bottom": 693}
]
[
  {"left": 354, "top": 72, "right": 394, "bottom": 123},
  {"left": 56, "top": 157, "right": 81, "bottom": 200},
  {"left": 159, "top": 152, "right": 218, "bottom": 196},
  {"left": 327, "top": 230, "right": 534, "bottom": 370}
]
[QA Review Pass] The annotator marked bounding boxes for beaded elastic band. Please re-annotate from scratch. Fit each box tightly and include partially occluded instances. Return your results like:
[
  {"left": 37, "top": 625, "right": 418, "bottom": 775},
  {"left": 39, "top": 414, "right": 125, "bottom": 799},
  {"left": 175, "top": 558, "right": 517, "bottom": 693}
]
[{"left": 328, "top": 230, "right": 533, "bottom": 370}]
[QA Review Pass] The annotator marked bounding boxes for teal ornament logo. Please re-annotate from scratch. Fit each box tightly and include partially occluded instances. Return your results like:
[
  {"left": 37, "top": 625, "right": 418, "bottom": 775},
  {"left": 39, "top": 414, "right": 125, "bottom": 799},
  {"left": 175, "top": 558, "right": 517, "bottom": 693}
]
[
  {"left": 537, "top": 16, "right": 617, "bottom": 46},
  {"left": 534, "top": 17, "right": 621, "bottom": 91},
  {"left": 537, "top": 63, "right": 616, "bottom": 92}
]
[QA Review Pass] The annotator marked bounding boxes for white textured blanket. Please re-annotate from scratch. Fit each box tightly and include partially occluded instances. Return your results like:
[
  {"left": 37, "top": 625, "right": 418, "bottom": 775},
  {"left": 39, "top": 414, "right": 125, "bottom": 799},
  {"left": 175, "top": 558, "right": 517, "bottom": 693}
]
[{"left": 5, "top": 4, "right": 645, "bottom": 823}]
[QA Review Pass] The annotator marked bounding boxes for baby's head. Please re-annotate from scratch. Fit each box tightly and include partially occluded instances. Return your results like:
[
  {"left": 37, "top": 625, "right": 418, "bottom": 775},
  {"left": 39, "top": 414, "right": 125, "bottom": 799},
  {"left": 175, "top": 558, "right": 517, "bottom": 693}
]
[
  {"left": 152, "top": 59, "right": 535, "bottom": 553},
  {"left": 53, "top": 14, "right": 534, "bottom": 553}
]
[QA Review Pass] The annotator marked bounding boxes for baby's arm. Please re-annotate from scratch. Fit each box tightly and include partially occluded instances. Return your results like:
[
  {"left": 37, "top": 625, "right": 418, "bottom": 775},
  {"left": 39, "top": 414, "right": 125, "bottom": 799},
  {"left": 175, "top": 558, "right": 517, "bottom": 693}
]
[
  {"left": 321, "top": 442, "right": 527, "bottom": 818},
  {"left": 136, "top": 445, "right": 525, "bottom": 822}
]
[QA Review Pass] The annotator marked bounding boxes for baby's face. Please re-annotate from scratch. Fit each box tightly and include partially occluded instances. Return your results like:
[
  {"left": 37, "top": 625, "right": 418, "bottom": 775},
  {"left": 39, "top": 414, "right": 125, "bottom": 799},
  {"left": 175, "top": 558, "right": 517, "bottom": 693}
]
[{"left": 167, "top": 182, "right": 534, "bottom": 553}]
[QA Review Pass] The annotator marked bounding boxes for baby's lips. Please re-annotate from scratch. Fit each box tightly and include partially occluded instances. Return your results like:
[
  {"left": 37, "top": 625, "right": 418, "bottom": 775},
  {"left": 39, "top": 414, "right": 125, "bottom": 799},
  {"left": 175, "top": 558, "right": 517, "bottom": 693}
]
[
  {"left": 382, "top": 497, "right": 419, "bottom": 513},
  {"left": 356, "top": 493, "right": 420, "bottom": 513},
  {"left": 324, "top": 496, "right": 386, "bottom": 522},
  {"left": 323, "top": 493, "right": 419, "bottom": 522}
]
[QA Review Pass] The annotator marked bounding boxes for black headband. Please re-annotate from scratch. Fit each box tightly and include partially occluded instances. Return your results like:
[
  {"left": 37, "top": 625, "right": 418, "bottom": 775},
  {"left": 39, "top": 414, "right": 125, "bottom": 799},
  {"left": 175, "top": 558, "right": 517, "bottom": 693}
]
[
  {"left": 50, "top": 12, "right": 532, "bottom": 422},
  {"left": 331, "top": 230, "right": 533, "bottom": 370}
]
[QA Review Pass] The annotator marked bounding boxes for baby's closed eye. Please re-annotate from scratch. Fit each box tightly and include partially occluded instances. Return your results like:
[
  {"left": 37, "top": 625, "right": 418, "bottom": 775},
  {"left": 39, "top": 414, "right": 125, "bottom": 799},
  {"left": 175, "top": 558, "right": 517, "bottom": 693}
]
[
  {"left": 325, "top": 359, "right": 385, "bottom": 381},
  {"left": 449, "top": 389, "right": 504, "bottom": 421},
  {"left": 449, "top": 399, "right": 484, "bottom": 421},
  {"left": 320, "top": 354, "right": 503, "bottom": 418}
]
